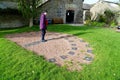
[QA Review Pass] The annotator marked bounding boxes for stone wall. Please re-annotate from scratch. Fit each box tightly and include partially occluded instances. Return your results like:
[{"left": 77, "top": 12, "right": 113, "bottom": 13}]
[
  {"left": 0, "top": 1, "right": 28, "bottom": 29},
  {"left": 39, "top": 0, "right": 65, "bottom": 19},
  {"left": 0, "top": 15, "right": 27, "bottom": 29},
  {"left": 72, "top": 0, "right": 83, "bottom": 23}
]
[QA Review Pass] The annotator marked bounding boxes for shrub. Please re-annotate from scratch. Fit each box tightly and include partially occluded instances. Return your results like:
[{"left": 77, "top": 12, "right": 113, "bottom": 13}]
[
  {"left": 98, "top": 10, "right": 117, "bottom": 27},
  {"left": 85, "top": 20, "right": 105, "bottom": 27},
  {"left": 110, "top": 21, "right": 117, "bottom": 28}
]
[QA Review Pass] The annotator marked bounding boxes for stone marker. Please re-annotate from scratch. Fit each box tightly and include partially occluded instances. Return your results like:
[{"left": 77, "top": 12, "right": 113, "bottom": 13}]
[
  {"left": 48, "top": 58, "right": 56, "bottom": 62},
  {"left": 68, "top": 51, "right": 75, "bottom": 55}
]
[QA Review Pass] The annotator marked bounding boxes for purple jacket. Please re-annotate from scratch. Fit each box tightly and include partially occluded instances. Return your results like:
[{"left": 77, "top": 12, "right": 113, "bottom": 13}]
[{"left": 40, "top": 13, "right": 47, "bottom": 29}]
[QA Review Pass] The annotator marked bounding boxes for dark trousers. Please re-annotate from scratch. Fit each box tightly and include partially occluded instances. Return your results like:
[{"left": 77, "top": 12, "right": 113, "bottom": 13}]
[{"left": 41, "top": 29, "right": 46, "bottom": 40}]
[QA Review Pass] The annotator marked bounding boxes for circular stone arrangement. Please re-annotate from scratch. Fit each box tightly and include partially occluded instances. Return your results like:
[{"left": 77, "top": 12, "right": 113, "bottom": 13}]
[{"left": 6, "top": 31, "right": 94, "bottom": 71}]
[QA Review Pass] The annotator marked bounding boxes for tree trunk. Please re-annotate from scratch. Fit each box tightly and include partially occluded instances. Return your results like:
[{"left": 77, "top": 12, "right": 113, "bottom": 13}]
[{"left": 29, "top": 17, "right": 33, "bottom": 27}]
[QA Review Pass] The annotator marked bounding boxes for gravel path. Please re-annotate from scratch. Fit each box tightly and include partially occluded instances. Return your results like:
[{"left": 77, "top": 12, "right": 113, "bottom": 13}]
[{"left": 6, "top": 31, "right": 94, "bottom": 71}]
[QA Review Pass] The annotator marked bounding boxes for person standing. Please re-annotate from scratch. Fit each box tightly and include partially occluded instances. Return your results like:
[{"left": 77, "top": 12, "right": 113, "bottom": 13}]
[{"left": 40, "top": 11, "right": 48, "bottom": 42}]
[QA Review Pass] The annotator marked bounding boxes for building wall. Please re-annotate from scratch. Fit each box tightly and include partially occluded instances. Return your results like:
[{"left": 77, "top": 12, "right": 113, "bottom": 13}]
[
  {"left": 39, "top": 0, "right": 83, "bottom": 23},
  {"left": 0, "top": 0, "right": 28, "bottom": 28},
  {"left": 0, "top": 14, "right": 27, "bottom": 29}
]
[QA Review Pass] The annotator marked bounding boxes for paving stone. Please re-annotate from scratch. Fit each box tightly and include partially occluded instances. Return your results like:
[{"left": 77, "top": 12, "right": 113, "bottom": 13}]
[
  {"left": 24, "top": 44, "right": 31, "bottom": 47},
  {"left": 48, "top": 58, "right": 56, "bottom": 62},
  {"left": 87, "top": 50, "right": 93, "bottom": 53},
  {"left": 72, "top": 47, "right": 77, "bottom": 50},
  {"left": 84, "top": 56, "right": 93, "bottom": 61},
  {"left": 71, "top": 44, "right": 77, "bottom": 46},
  {"left": 80, "top": 40, "right": 85, "bottom": 42},
  {"left": 60, "top": 55, "right": 67, "bottom": 59},
  {"left": 68, "top": 51, "right": 75, "bottom": 55},
  {"left": 86, "top": 44, "right": 90, "bottom": 47}
]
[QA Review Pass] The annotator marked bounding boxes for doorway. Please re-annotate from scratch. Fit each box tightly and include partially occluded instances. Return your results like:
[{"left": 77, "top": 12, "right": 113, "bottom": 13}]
[{"left": 66, "top": 10, "right": 74, "bottom": 23}]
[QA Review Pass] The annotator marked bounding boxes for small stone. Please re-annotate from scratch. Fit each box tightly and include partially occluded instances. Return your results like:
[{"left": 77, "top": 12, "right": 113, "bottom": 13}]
[
  {"left": 72, "top": 47, "right": 77, "bottom": 50},
  {"left": 60, "top": 55, "right": 67, "bottom": 59},
  {"left": 87, "top": 50, "right": 92, "bottom": 53},
  {"left": 71, "top": 44, "right": 76, "bottom": 46},
  {"left": 84, "top": 57, "right": 93, "bottom": 61},
  {"left": 68, "top": 51, "right": 75, "bottom": 55},
  {"left": 24, "top": 44, "right": 31, "bottom": 47},
  {"left": 86, "top": 44, "right": 90, "bottom": 47},
  {"left": 48, "top": 58, "right": 56, "bottom": 62},
  {"left": 80, "top": 40, "right": 85, "bottom": 42}
]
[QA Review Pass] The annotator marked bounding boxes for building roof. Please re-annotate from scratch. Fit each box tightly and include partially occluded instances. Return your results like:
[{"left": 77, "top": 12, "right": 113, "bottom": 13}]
[
  {"left": 36, "top": 0, "right": 49, "bottom": 8},
  {"left": 0, "top": 0, "right": 49, "bottom": 9}
]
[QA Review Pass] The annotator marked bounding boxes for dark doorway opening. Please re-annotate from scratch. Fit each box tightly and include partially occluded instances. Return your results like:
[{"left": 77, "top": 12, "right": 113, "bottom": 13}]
[{"left": 66, "top": 10, "right": 74, "bottom": 23}]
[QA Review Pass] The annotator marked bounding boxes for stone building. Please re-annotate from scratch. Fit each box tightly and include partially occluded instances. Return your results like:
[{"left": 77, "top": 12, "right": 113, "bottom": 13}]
[
  {"left": 0, "top": 0, "right": 84, "bottom": 28},
  {"left": 39, "top": 0, "right": 84, "bottom": 24}
]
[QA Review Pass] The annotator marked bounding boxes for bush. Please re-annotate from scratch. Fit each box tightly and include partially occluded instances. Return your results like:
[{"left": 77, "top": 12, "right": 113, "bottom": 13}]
[
  {"left": 85, "top": 20, "right": 105, "bottom": 27},
  {"left": 98, "top": 10, "right": 117, "bottom": 27},
  {"left": 98, "top": 15, "right": 106, "bottom": 22},
  {"left": 110, "top": 21, "right": 117, "bottom": 28},
  {"left": 87, "top": 10, "right": 117, "bottom": 27}
]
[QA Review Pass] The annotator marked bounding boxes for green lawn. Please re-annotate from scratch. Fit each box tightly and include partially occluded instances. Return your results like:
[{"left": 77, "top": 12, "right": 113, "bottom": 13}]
[{"left": 0, "top": 24, "right": 120, "bottom": 80}]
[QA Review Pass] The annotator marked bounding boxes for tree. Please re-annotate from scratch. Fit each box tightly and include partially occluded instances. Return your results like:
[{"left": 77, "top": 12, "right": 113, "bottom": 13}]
[{"left": 17, "top": 0, "right": 42, "bottom": 27}]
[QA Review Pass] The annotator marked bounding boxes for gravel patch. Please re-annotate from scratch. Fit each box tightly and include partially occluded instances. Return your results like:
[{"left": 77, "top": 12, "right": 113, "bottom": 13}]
[{"left": 6, "top": 31, "right": 94, "bottom": 71}]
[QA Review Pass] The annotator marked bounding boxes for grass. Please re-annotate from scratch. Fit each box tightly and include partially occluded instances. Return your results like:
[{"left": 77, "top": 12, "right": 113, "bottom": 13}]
[{"left": 0, "top": 24, "right": 120, "bottom": 80}]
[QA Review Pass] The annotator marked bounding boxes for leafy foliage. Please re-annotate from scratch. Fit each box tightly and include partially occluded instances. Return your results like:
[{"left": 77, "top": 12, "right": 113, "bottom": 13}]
[
  {"left": 17, "top": 0, "right": 41, "bottom": 19},
  {"left": 85, "top": 20, "right": 105, "bottom": 27},
  {"left": 90, "top": 10, "right": 117, "bottom": 27},
  {"left": 17, "top": 0, "right": 42, "bottom": 27}
]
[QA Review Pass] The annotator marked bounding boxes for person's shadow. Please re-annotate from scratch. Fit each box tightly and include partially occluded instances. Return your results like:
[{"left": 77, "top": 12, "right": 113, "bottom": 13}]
[
  {"left": 24, "top": 35, "right": 73, "bottom": 47},
  {"left": 24, "top": 31, "right": 92, "bottom": 47}
]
